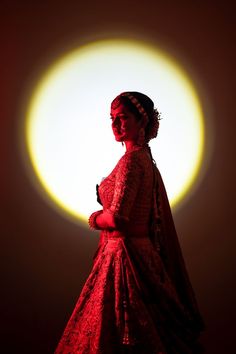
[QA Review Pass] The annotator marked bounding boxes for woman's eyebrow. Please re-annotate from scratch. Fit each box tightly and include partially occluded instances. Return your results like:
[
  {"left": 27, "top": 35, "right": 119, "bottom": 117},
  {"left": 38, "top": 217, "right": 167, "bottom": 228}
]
[{"left": 110, "top": 113, "right": 126, "bottom": 117}]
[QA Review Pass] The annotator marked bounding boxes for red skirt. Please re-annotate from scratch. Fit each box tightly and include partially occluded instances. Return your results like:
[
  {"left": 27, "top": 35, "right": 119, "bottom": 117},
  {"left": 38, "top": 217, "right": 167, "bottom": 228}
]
[{"left": 55, "top": 230, "right": 203, "bottom": 354}]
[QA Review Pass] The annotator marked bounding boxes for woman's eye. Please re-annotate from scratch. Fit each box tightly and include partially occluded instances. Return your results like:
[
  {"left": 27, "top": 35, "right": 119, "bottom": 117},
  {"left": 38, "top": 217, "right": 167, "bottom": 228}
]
[{"left": 109, "top": 115, "right": 127, "bottom": 122}]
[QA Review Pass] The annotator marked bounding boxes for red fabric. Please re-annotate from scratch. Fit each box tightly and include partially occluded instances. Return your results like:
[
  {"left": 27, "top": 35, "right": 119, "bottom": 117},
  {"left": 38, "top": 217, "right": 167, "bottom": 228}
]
[
  {"left": 55, "top": 147, "right": 204, "bottom": 354},
  {"left": 153, "top": 166, "right": 204, "bottom": 329}
]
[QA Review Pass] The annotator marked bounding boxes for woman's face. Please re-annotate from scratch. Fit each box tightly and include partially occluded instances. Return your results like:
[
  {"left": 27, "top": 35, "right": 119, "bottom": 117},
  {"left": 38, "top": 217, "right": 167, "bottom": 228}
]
[{"left": 110, "top": 104, "right": 141, "bottom": 142}]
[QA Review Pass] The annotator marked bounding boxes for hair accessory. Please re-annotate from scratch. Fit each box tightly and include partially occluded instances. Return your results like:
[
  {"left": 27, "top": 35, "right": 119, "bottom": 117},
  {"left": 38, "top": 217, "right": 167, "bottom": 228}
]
[
  {"left": 146, "top": 109, "right": 160, "bottom": 141},
  {"left": 121, "top": 92, "right": 149, "bottom": 122}
]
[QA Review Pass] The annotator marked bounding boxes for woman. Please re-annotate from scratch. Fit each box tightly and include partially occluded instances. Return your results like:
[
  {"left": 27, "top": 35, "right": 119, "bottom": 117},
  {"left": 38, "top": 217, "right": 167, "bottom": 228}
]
[{"left": 55, "top": 92, "right": 204, "bottom": 354}]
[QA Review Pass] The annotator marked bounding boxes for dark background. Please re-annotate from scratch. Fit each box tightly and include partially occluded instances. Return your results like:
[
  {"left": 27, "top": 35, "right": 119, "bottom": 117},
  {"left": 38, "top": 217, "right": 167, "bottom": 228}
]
[{"left": 1, "top": 1, "right": 235, "bottom": 353}]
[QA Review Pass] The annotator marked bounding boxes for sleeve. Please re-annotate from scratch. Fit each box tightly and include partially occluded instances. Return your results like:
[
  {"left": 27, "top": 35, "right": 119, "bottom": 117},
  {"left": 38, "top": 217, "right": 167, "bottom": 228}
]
[{"left": 106, "top": 153, "right": 143, "bottom": 222}]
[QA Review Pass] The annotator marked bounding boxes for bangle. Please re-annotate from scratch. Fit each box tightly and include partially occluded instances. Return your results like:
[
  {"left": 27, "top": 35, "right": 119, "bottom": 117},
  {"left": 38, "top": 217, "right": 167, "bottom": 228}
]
[{"left": 88, "top": 210, "right": 102, "bottom": 230}]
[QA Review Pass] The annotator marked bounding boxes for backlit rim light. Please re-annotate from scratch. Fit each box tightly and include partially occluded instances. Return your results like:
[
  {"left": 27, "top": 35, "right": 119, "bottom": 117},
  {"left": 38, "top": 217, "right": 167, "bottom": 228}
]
[{"left": 25, "top": 38, "right": 205, "bottom": 223}]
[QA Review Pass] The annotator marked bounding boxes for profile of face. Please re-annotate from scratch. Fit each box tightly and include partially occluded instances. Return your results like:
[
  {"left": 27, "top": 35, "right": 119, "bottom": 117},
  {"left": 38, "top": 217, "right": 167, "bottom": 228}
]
[{"left": 110, "top": 103, "right": 141, "bottom": 143}]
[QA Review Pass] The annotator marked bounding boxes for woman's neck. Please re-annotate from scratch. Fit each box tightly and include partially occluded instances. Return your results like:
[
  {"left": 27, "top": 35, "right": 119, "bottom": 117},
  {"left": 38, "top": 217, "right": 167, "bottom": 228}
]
[
  {"left": 124, "top": 141, "right": 148, "bottom": 152},
  {"left": 124, "top": 141, "right": 137, "bottom": 151}
]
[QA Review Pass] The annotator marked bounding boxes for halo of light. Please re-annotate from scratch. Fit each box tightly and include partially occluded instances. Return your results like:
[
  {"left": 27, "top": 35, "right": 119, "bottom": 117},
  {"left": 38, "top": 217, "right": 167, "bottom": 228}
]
[{"left": 25, "top": 38, "right": 204, "bottom": 223}]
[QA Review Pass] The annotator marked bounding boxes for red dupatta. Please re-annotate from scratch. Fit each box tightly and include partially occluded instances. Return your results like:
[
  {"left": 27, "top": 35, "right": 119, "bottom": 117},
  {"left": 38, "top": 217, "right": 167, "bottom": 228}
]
[{"left": 150, "top": 163, "right": 205, "bottom": 331}]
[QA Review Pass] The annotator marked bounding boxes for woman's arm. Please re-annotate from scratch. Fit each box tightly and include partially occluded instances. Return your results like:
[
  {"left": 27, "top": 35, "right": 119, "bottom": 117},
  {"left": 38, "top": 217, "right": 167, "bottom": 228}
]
[{"left": 89, "top": 153, "right": 142, "bottom": 231}]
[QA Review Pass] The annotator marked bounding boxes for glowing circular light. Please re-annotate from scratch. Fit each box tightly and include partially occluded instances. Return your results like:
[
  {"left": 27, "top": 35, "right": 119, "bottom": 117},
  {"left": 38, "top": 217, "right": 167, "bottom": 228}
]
[{"left": 25, "top": 39, "right": 204, "bottom": 224}]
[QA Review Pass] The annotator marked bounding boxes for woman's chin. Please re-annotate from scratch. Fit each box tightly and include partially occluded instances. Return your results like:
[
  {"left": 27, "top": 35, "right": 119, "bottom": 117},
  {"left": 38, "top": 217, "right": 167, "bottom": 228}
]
[{"left": 114, "top": 135, "right": 124, "bottom": 142}]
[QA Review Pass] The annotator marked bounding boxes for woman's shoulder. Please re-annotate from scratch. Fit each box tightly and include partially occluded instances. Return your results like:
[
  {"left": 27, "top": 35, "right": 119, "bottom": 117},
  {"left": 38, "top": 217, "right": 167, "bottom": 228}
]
[
  {"left": 119, "top": 147, "right": 141, "bottom": 162},
  {"left": 118, "top": 147, "right": 151, "bottom": 170}
]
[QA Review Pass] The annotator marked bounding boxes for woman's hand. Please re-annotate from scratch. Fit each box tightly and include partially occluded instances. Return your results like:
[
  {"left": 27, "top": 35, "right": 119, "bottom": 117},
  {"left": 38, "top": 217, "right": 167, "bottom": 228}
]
[
  {"left": 95, "top": 210, "right": 116, "bottom": 229},
  {"left": 88, "top": 210, "right": 103, "bottom": 230},
  {"left": 88, "top": 210, "right": 117, "bottom": 230}
]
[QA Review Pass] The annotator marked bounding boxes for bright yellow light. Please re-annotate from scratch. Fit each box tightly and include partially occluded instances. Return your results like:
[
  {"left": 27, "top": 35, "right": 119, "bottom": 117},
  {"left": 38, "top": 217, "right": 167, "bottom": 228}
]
[{"left": 25, "top": 39, "right": 204, "bottom": 223}]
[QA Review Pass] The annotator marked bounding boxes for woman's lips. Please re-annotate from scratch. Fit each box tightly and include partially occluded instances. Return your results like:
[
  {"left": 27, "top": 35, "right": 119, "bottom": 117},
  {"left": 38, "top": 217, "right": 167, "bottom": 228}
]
[
  {"left": 113, "top": 128, "right": 125, "bottom": 135},
  {"left": 113, "top": 129, "right": 122, "bottom": 135}
]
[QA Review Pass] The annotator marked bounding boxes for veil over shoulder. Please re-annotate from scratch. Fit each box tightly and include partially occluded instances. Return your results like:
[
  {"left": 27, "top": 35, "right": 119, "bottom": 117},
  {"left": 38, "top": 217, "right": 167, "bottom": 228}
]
[{"left": 151, "top": 165, "right": 204, "bottom": 331}]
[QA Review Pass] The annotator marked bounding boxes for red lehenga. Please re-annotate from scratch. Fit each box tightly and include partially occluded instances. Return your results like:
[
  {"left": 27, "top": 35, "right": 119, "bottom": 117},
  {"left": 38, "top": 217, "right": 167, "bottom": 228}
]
[{"left": 55, "top": 146, "right": 204, "bottom": 354}]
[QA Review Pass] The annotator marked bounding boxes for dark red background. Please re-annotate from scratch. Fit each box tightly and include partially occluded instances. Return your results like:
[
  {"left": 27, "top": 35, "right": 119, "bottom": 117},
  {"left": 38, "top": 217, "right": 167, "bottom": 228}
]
[{"left": 1, "top": 1, "right": 235, "bottom": 353}]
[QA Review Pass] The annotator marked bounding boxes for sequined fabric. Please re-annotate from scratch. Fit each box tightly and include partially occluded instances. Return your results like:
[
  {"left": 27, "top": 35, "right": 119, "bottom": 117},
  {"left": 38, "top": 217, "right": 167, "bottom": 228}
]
[{"left": 55, "top": 147, "right": 204, "bottom": 354}]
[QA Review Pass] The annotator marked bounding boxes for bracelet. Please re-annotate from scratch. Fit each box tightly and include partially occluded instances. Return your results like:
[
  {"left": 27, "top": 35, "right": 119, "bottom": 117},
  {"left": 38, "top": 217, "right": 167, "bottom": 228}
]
[{"left": 88, "top": 210, "right": 103, "bottom": 230}]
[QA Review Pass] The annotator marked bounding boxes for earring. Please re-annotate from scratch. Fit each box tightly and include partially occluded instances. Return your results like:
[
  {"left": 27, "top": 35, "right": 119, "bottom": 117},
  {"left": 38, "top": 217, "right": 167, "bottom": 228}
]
[{"left": 137, "top": 128, "right": 145, "bottom": 146}]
